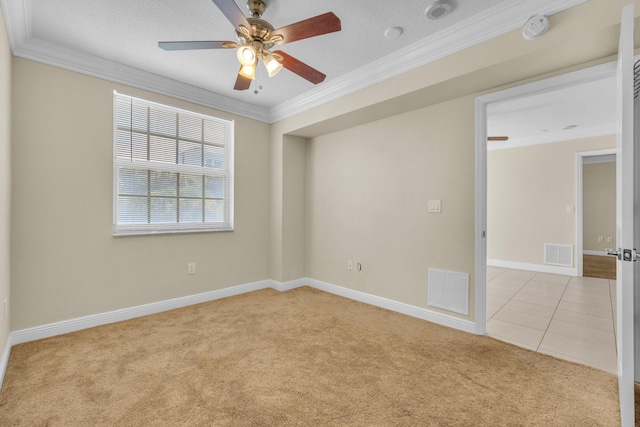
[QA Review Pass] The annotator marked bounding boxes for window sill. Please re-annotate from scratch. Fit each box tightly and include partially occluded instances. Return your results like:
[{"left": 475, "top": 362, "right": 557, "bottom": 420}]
[{"left": 113, "top": 226, "right": 234, "bottom": 237}]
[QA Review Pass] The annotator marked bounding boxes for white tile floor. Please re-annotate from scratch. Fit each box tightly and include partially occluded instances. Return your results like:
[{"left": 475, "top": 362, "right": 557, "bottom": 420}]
[{"left": 486, "top": 267, "right": 617, "bottom": 374}]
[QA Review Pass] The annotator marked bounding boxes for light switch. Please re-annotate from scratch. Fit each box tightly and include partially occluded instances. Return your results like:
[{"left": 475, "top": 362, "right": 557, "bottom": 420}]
[
  {"left": 566, "top": 205, "right": 575, "bottom": 214},
  {"left": 597, "top": 236, "right": 604, "bottom": 242},
  {"left": 428, "top": 200, "right": 441, "bottom": 213}
]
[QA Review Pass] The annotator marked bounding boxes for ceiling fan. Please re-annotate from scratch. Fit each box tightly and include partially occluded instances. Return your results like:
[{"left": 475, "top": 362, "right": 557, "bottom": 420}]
[{"left": 159, "top": 0, "right": 341, "bottom": 91}]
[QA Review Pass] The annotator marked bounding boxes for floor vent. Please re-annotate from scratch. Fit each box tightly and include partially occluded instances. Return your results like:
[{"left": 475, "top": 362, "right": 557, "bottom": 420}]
[
  {"left": 544, "top": 243, "right": 573, "bottom": 267},
  {"left": 428, "top": 268, "right": 469, "bottom": 315}
]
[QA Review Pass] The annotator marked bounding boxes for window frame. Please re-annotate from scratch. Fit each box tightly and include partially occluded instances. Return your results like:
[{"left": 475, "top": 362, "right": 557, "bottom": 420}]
[{"left": 112, "top": 92, "right": 234, "bottom": 236}]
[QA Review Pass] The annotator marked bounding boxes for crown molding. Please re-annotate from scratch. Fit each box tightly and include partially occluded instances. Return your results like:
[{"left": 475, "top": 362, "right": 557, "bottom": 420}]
[
  {"left": 1, "top": 0, "right": 587, "bottom": 124},
  {"left": 16, "top": 38, "right": 272, "bottom": 122},
  {"left": 0, "top": 0, "right": 271, "bottom": 122},
  {"left": 0, "top": 0, "right": 25, "bottom": 53},
  {"left": 268, "top": 0, "right": 589, "bottom": 122}
]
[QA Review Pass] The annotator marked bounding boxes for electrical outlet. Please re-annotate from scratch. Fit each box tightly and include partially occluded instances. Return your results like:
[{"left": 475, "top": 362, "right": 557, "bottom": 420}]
[
  {"left": 347, "top": 260, "right": 353, "bottom": 270},
  {"left": 187, "top": 262, "right": 196, "bottom": 275},
  {"left": 607, "top": 237, "right": 613, "bottom": 243}
]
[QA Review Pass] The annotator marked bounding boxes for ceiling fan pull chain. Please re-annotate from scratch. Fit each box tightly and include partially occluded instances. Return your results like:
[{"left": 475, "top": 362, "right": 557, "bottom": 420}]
[{"left": 254, "top": 62, "right": 264, "bottom": 94}]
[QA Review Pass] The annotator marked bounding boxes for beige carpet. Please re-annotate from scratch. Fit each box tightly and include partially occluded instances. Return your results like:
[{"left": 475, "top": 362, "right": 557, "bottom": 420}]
[{"left": 0, "top": 287, "right": 624, "bottom": 426}]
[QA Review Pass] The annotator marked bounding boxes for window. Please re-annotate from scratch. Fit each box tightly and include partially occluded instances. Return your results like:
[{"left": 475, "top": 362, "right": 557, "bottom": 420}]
[{"left": 113, "top": 92, "right": 233, "bottom": 235}]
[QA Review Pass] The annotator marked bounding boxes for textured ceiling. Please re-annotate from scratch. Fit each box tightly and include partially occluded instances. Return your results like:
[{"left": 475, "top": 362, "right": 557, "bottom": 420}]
[
  {"left": 2, "top": 0, "right": 602, "bottom": 140},
  {"left": 28, "top": 0, "right": 508, "bottom": 109},
  {"left": 5, "top": 0, "right": 585, "bottom": 113},
  {"left": 487, "top": 76, "right": 616, "bottom": 149}
]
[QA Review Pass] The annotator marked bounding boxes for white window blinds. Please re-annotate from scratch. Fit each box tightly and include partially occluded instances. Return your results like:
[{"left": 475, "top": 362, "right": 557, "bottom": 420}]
[{"left": 113, "top": 92, "right": 234, "bottom": 235}]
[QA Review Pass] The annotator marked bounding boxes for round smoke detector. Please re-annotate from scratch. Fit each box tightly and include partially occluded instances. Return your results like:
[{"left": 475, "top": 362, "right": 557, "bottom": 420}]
[
  {"left": 426, "top": 0, "right": 456, "bottom": 20},
  {"left": 522, "top": 15, "right": 550, "bottom": 40}
]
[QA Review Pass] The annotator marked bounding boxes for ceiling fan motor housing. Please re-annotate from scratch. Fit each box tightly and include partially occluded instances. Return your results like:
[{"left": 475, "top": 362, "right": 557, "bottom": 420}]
[
  {"left": 236, "top": 17, "right": 276, "bottom": 49},
  {"left": 247, "top": 0, "right": 266, "bottom": 18}
]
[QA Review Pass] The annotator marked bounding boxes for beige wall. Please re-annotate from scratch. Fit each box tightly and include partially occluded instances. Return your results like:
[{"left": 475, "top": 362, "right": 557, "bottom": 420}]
[
  {"left": 0, "top": 7, "right": 11, "bottom": 354},
  {"left": 10, "top": 58, "right": 272, "bottom": 330},
  {"left": 583, "top": 161, "right": 616, "bottom": 252},
  {"left": 305, "top": 96, "right": 476, "bottom": 320},
  {"left": 268, "top": 0, "right": 636, "bottom": 324},
  {"left": 487, "top": 136, "right": 616, "bottom": 267},
  {"left": 268, "top": 133, "right": 308, "bottom": 283},
  {"left": 5, "top": 0, "right": 637, "bottom": 333},
  {"left": 282, "top": 136, "right": 307, "bottom": 282}
]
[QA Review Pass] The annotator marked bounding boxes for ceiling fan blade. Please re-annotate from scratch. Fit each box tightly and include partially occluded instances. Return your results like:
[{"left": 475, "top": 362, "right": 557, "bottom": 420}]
[
  {"left": 158, "top": 41, "right": 237, "bottom": 51},
  {"left": 273, "top": 50, "right": 326, "bottom": 84},
  {"left": 271, "top": 12, "right": 341, "bottom": 45},
  {"left": 211, "top": 0, "right": 252, "bottom": 34},
  {"left": 234, "top": 66, "right": 252, "bottom": 91},
  {"left": 487, "top": 136, "right": 509, "bottom": 141}
]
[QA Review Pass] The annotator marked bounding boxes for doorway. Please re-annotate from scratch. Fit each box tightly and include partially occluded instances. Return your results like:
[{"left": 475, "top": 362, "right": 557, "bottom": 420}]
[
  {"left": 475, "top": 61, "right": 619, "bottom": 373},
  {"left": 577, "top": 151, "right": 617, "bottom": 281},
  {"left": 483, "top": 146, "right": 618, "bottom": 373}
]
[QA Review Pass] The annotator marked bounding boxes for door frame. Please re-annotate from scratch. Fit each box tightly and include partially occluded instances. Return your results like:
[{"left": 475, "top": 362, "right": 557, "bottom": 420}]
[
  {"left": 576, "top": 150, "right": 617, "bottom": 278},
  {"left": 474, "top": 60, "right": 617, "bottom": 335}
]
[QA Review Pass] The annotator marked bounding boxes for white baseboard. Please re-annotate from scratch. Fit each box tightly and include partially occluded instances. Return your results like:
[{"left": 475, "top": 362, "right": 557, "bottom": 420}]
[
  {"left": 5, "top": 276, "right": 478, "bottom": 378},
  {"left": 487, "top": 259, "right": 577, "bottom": 276},
  {"left": 0, "top": 333, "right": 11, "bottom": 390},
  {"left": 10, "top": 279, "right": 273, "bottom": 345},
  {"left": 306, "top": 279, "right": 477, "bottom": 334},
  {"left": 583, "top": 250, "right": 610, "bottom": 257},
  {"left": 272, "top": 278, "right": 308, "bottom": 292}
]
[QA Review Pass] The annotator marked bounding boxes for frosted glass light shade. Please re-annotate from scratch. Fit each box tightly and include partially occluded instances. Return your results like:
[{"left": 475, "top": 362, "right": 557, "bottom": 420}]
[
  {"left": 263, "top": 54, "right": 283, "bottom": 77},
  {"left": 237, "top": 45, "right": 257, "bottom": 66},
  {"left": 239, "top": 63, "right": 256, "bottom": 80}
]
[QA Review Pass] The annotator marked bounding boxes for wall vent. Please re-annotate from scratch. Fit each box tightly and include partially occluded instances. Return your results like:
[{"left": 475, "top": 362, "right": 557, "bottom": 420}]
[
  {"left": 544, "top": 243, "right": 573, "bottom": 267},
  {"left": 428, "top": 268, "right": 469, "bottom": 315}
]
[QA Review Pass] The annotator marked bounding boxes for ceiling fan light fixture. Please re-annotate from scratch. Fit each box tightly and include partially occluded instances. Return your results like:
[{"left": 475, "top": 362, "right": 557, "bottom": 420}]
[
  {"left": 263, "top": 53, "right": 283, "bottom": 77},
  {"left": 239, "top": 62, "right": 257, "bottom": 80},
  {"left": 159, "top": 0, "right": 342, "bottom": 90},
  {"left": 237, "top": 44, "right": 257, "bottom": 66}
]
